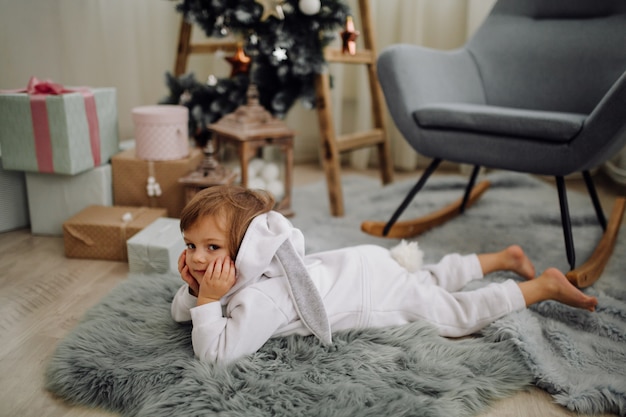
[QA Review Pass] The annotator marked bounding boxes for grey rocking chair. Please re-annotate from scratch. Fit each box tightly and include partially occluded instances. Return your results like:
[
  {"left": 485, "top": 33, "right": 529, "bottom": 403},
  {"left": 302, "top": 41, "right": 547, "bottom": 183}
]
[{"left": 362, "top": 0, "right": 626, "bottom": 287}]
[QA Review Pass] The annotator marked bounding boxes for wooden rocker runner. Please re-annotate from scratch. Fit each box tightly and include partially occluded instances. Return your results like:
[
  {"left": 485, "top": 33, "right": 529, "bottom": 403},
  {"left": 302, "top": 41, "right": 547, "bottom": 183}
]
[
  {"left": 565, "top": 197, "right": 625, "bottom": 288},
  {"left": 362, "top": 161, "right": 625, "bottom": 289},
  {"left": 361, "top": 163, "right": 490, "bottom": 239}
]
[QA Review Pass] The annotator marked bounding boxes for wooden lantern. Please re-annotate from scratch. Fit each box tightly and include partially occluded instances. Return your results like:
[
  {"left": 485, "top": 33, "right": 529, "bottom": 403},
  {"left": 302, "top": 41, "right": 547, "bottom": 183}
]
[
  {"left": 178, "top": 138, "right": 238, "bottom": 205},
  {"left": 208, "top": 84, "right": 295, "bottom": 216}
]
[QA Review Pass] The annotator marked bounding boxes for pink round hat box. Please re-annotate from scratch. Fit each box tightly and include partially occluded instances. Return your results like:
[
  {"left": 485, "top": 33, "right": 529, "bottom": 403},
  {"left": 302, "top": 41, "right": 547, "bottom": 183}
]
[{"left": 132, "top": 105, "right": 189, "bottom": 161}]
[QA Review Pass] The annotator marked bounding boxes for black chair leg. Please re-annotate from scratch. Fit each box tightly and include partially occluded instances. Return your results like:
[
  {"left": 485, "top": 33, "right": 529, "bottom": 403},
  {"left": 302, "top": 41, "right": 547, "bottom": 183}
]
[
  {"left": 556, "top": 176, "right": 576, "bottom": 270},
  {"left": 460, "top": 165, "right": 481, "bottom": 213},
  {"left": 383, "top": 158, "right": 442, "bottom": 236},
  {"left": 582, "top": 170, "right": 607, "bottom": 231}
]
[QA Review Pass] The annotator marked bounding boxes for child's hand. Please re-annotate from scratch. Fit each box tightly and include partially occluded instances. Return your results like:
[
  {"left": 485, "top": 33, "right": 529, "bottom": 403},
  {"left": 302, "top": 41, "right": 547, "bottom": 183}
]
[
  {"left": 178, "top": 250, "right": 200, "bottom": 297},
  {"left": 197, "top": 256, "right": 237, "bottom": 306}
]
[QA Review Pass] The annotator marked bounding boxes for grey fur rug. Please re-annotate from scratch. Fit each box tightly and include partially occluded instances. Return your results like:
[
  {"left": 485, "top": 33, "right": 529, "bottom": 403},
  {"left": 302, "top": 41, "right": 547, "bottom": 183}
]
[
  {"left": 45, "top": 172, "right": 626, "bottom": 416},
  {"left": 289, "top": 172, "right": 626, "bottom": 415}
]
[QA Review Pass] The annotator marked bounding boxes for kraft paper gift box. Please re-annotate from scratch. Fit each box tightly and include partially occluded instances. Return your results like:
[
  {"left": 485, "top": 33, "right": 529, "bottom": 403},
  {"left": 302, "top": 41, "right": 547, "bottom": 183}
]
[
  {"left": 0, "top": 156, "right": 30, "bottom": 232},
  {"left": 63, "top": 205, "right": 166, "bottom": 261},
  {"left": 0, "top": 77, "right": 119, "bottom": 175},
  {"left": 112, "top": 147, "right": 203, "bottom": 218},
  {"left": 26, "top": 164, "right": 113, "bottom": 236},
  {"left": 127, "top": 217, "right": 185, "bottom": 274}
]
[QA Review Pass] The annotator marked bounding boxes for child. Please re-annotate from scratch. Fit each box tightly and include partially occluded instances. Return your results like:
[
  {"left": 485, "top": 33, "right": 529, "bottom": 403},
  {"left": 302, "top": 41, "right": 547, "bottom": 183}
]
[{"left": 171, "top": 185, "right": 598, "bottom": 364}]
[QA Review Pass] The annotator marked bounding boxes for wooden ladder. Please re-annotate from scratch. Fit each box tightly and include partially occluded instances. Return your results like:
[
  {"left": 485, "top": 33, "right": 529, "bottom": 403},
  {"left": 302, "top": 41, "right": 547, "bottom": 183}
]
[
  {"left": 315, "top": 0, "right": 393, "bottom": 216},
  {"left": 174, "top": 19, "right": 237, "bottom": 76},
  {"left": 173, "top": 0, "right": 394, "bottom": 216}
]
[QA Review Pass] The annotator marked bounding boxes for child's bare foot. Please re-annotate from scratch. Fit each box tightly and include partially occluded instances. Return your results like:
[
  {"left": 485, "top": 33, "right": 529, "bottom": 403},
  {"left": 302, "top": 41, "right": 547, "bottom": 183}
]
[
  {"left": 536, "top": 268, "right": 598, "bottom": 312},
  {"left": 504, "top": 245, "right": 535, "bottom": 280},
  {"left": 478, "top": 245, "right": 536, "bottom": 279}
]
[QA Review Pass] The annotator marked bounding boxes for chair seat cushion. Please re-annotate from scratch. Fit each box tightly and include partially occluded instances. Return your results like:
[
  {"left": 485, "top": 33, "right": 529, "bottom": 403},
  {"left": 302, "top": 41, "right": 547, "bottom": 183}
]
[{"left": 413, "top": 103, "right": 587, "bottom": 142}]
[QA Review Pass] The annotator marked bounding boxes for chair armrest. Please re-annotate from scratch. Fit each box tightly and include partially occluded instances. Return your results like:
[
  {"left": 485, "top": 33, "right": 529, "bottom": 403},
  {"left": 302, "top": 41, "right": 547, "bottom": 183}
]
[
  {"left": 576, "top": 70, "right": 626, "bottom": 170},
  {"left": 414, "top": 103, "right": 585, "bottom": 142}
]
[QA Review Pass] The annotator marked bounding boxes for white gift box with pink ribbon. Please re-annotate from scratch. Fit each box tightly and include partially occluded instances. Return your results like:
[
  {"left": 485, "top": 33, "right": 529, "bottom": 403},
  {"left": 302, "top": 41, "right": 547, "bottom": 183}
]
[
  {"left": 0, "top": 77, "right": 119, "bottom": 175},
  {"left": 132, "top": 105, "right": 189, "bottom": 161}
]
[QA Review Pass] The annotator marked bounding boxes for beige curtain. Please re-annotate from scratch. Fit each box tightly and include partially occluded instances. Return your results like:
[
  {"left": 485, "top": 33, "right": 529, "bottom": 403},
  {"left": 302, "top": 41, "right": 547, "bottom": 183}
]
[
  {"left": 16, "top": 0, "right": 626, "bottom": 178},
  {"left": 0, "top": 0, "right": 183, "bottom": 145}
]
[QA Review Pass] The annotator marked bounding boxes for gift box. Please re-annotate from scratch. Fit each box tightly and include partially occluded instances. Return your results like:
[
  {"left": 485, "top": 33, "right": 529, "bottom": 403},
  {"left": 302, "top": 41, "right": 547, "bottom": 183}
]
[
  {"left": 63, "top": 205, "right": 167, "bottom": 261},
  {"left": 112, "top": 147, "right": 203, "bottom": 218},
  {"left": 0, "top": 77, "right": 119, "bottom": 175},
  {"left": 127, "top": 217, "right": 184, "bottom": 274},
  {"left": 26, "top": 164, "right": 113, "bottom": 236},
  {"left": 132, "top": 105, "right": 189, "bottom": 161},
  {"left": 0, "top": 157, "right": 30, "bottom": 232}
]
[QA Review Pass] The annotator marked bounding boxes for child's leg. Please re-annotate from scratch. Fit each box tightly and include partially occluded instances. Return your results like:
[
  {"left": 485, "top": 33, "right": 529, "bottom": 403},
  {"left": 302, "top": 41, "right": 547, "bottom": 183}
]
[
  {"left": 369, "top": 267, "right": 527, "bottom": 337},
  {"left": 419, "top": 253, "right": 484, "bottom": 291},
  {"left": 477, "top": 245, "right": 535, "bottom": 280},
  {"left": 518, "top": 268, "right": 597, "bottom": 311},
  {"left": 419, "top": 245, "right": 533, "bottom": 292}
]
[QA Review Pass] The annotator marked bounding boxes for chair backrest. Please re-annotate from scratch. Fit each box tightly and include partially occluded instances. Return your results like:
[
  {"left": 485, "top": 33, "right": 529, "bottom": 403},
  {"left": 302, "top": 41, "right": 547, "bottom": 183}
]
[{"left": 467, "top": 0, "right": 626, "bottom": 114}]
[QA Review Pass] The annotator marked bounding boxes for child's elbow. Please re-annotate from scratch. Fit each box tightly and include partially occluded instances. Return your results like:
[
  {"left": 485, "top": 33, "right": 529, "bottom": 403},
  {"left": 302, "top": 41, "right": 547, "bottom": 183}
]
[
  {"left": 171, "top": 312, "right": 191, "bottom": 323},
  {"left": 194, "top": 347, "right": 237, "bottom": 365},
  {"left": 437, "top": 324, "right": 479, "bottom": 339},
  {"left": 192, "top": 336, "right": 248, "bottom": 365},
  {"left": 171, "top": 304, "right": 192, "bottom": 323},
  {"left": 170, "top": 285, "right": 197, "bottom": 322}
]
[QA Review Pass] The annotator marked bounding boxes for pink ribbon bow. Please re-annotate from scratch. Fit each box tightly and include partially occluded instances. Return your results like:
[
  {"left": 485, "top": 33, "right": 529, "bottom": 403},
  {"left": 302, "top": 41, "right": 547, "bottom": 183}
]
[{"left": 26, "top": 77, "right": 67, "bottom": 95}]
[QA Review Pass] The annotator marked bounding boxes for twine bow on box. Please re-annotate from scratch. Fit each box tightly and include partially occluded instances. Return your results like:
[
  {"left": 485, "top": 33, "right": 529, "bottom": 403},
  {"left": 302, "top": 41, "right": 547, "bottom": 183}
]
[
  {"left": 146, "top": 176, "right": 162, "bottom": 198},
  {"left": 146, "top": 162, "right": 163, "bottom": 207}
]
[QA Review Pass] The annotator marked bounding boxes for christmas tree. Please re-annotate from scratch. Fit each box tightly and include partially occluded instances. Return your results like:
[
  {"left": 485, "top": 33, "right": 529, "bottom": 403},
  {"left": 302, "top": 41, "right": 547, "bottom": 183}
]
[{"left": 161, "top": 0, "right": 351, "bottom": 144}]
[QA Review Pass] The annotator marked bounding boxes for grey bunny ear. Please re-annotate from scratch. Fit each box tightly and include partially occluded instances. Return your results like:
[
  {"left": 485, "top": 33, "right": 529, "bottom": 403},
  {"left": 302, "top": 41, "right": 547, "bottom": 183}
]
[{"left": 275, "top": 240, "right": 332, "bottom": 345}]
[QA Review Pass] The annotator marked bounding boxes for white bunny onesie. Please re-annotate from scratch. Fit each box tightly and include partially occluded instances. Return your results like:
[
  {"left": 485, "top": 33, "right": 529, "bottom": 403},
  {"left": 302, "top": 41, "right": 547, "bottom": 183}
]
[{"left": 171, "top": 211, "right": 526, "bottom": 364}]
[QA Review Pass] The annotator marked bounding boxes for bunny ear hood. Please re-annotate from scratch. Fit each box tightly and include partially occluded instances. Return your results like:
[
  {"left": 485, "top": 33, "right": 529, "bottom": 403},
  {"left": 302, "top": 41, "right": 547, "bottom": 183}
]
[
  {"left": 226, "top": 211, "right": 332, "bottom": 345},
  {"left": 231, "top": 211, "right": 304, "bottom": 291}
]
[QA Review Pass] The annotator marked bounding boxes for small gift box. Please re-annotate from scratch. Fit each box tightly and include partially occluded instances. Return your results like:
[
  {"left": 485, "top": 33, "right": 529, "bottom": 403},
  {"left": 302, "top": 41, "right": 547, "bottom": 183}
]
[
  {"left": 0, "top": 156, "right": 30, "bottom": 233},
  {"left": 132, "top": 105, "right": 189, "bottom": 161},
  {"left": 0, "top": 77, "right": 119, "bottom": 175},
  {"left": 112, "top": 147, "right": 203, "bottom": 218},
  {"left": 63, "top": 205, "right": 167, "bottom": 261},
  {"left": 127, "top": 217, "right": 184, "bottom": 274},
  {"left": 26, "top": 164, "right": 113, "bottom": 236}
]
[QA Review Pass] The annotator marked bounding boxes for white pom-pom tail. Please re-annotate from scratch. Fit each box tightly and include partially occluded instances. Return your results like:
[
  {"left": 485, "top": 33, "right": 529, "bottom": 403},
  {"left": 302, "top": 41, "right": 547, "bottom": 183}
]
[{"left": 390, "top": 240, "right": 423, "bottom": 272}]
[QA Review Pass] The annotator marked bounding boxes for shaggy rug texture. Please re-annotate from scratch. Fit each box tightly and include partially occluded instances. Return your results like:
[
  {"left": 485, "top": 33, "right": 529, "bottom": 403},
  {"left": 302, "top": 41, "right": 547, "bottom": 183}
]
[
  {"left": 288, "top": 172, "right": 626, "bottom": 416},
  {"left": 45, "top": 172, "right": 626, "bottom": 416}
]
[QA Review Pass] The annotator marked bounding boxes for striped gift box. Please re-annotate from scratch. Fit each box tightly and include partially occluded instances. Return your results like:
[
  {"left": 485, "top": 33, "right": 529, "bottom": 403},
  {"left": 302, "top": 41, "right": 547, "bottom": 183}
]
[{"left": 0, "top": 81, "right": 119, "bottom": 175}]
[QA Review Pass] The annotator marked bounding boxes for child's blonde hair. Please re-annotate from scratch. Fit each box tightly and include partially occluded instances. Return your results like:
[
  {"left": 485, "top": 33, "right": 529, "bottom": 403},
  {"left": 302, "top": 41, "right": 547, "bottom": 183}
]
[{"left": 180, "top": 185, "right": 275, "bottom": 258}]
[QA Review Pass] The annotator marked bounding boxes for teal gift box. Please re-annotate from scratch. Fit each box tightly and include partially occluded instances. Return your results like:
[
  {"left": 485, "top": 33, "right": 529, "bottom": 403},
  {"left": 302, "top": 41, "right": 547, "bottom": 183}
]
[
  {"left": 0, "top": 156, "right": 30, "bottom": 232},
  {"left": 0, "top": 78, "right": 119, "bottom": 175},
  {"left": 26, "top": 163, "right": 113, "bottom": 236}
]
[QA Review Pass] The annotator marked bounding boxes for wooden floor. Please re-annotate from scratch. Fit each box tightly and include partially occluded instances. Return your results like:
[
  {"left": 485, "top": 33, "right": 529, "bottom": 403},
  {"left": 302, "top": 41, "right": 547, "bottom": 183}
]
[{"left": 0, "top": 164, "right": 623, "bottom": 417}]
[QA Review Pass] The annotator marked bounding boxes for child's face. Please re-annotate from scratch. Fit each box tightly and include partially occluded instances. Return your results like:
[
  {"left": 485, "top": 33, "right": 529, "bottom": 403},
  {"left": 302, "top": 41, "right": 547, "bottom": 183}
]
[{"left": 182, "top": 214, "right": 231, "bottom": 283}]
